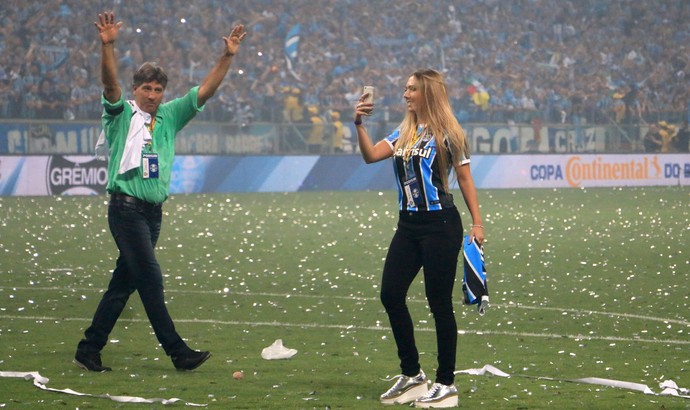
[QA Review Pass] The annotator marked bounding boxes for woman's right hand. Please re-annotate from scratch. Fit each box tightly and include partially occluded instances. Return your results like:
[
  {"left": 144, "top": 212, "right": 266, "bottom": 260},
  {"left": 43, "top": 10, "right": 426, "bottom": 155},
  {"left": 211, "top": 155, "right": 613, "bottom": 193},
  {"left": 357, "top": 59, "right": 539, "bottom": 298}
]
[{"left": 353, "top": 93, "right": 374, "bottom": 123}]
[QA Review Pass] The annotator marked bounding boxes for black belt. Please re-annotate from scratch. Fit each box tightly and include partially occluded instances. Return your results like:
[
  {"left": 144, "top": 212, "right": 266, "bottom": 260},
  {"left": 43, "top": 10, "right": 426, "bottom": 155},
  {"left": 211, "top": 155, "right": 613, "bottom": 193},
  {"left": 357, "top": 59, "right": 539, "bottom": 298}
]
[{"left": 110, "top": 193, "right": 161, "bottom": 210}]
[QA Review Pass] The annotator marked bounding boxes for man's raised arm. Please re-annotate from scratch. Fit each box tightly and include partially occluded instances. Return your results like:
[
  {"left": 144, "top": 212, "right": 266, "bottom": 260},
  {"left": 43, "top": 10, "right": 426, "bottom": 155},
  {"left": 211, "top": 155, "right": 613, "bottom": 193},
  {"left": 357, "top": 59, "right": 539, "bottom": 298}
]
[
  {"left": 94, "top": 12, "right": 123, "bottom": 103},
  {"left": 197, "top": 24, "right": 247, "bottom": 107}
]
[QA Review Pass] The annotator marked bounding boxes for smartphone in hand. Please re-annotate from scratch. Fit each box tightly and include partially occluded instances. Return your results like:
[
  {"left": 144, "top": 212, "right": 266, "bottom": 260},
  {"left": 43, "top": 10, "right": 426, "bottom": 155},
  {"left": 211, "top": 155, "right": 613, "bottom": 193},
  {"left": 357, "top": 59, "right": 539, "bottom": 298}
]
[{"left": 362, "top": 86, "right": 375, "bottom": 104}]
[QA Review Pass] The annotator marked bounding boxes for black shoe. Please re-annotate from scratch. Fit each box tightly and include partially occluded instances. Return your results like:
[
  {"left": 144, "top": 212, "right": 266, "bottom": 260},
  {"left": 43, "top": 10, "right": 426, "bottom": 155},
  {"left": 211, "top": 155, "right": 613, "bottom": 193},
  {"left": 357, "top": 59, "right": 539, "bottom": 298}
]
[
  {"left": 74, "top": 351, "right": 112, "bottom": 372},
  {"left": 172, "top": 350, "right": 211, "bottom": 371}
]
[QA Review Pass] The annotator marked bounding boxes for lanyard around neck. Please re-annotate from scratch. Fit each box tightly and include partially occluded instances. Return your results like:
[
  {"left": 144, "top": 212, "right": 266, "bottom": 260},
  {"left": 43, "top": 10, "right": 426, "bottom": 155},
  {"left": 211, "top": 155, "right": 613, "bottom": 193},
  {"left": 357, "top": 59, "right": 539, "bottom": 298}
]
[
  {"left": 404, "top": 126, "right": 427, "bottom": 163},
  {"left": 146, "top": 117, "right": 156, "bottom": 133}
]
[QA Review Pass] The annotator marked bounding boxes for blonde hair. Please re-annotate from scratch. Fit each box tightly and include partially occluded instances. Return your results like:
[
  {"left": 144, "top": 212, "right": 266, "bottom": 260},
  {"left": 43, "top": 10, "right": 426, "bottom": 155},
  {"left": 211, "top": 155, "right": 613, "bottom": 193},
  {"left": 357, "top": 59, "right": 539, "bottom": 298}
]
[{"left": 397, "top": 69, "right": 469, "bottom": 192}]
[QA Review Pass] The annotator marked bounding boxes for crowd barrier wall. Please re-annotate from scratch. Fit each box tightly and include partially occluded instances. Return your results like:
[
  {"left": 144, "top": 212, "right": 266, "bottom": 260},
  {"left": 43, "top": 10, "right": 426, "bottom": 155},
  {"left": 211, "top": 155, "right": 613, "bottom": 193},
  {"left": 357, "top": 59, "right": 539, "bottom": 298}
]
[{"left": 0, "top": 119, "right": 642, "bottom": 155}]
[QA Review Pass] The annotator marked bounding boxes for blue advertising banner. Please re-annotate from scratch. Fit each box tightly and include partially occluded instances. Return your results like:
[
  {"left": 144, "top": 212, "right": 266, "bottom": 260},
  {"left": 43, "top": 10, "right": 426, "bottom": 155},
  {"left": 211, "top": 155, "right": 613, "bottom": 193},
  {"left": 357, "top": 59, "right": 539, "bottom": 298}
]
[{"left": 2, "top": 154, "right": 687, "bottom": 197}]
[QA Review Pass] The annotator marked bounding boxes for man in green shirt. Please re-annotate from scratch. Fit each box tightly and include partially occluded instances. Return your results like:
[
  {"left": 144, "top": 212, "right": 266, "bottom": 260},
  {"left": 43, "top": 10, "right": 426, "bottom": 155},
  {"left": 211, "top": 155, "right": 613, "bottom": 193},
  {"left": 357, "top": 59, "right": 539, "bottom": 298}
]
[{"left": 75, "top": 11, "right": 247, "bottom": 372}]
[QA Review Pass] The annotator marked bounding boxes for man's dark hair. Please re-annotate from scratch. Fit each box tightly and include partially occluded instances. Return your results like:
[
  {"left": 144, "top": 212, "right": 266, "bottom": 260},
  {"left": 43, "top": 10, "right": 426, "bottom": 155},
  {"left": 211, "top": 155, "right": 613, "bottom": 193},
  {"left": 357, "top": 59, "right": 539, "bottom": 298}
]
[{"left": 133, "top": 62, "right": 168, "bottom": 89}]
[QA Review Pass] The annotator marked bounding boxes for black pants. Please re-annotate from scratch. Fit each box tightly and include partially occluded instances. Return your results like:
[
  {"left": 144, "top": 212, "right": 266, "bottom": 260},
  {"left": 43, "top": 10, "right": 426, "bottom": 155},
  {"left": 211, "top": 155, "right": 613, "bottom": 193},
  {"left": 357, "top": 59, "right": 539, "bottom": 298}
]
[
  {"left": 380, "top": 208, "right": 463, "bottom": 386},
  {"left": 77, "top": 195, "right": 189, "bottom": 357}
]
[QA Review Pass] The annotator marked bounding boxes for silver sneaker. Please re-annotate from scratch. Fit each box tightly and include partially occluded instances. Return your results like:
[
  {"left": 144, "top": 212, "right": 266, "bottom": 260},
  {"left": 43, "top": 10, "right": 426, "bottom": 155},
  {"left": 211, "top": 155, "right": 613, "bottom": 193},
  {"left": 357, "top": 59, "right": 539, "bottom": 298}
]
[
  {"left": 414, "top": 382, "right": 458, "bottom": 408},
  {"left": 380, "top": 370, "right": 428, "bottom": 405}
]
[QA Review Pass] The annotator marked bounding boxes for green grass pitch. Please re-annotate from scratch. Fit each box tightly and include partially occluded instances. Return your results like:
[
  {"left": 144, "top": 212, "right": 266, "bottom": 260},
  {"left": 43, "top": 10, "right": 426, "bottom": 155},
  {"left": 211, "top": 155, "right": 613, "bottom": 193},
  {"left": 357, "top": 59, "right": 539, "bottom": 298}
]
[{"left": 0, "top": 187, "right": 688, "bottom": 409}]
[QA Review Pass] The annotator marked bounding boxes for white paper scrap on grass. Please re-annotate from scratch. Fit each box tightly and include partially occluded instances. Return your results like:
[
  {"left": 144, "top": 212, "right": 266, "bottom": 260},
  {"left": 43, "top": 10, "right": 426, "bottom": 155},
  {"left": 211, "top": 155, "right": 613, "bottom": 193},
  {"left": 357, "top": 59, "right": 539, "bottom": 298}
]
[
  {"left": 0, "top": 371, "right": 207, "bottom": 406},
  {"left": 573, "top": 377, "right": 654, "bottom": 394},
  {"left": 0, "top": 371, "right": 50, "bottom": 384},
  {"left": 454, "top": 365, "right": 690, "bottom": 399},
  {"left": 261, "top": 339, "right": 298, "bottom": 360},
  {"left": 455, "top": 364, "right": 510, "bottom": 378},
  {"left": 660, "top": 379, "right": 690, "bottom": 396}
]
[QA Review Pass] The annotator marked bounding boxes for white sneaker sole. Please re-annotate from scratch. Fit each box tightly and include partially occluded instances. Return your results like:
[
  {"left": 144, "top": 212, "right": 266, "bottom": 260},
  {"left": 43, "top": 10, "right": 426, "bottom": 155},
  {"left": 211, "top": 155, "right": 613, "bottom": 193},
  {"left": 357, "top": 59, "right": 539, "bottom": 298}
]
[
  {"left": 380, "top": 383, "right": 429, "bottom": 405},
  {"left": 414, "top": 393, "right": 458, "bottom": 408}
]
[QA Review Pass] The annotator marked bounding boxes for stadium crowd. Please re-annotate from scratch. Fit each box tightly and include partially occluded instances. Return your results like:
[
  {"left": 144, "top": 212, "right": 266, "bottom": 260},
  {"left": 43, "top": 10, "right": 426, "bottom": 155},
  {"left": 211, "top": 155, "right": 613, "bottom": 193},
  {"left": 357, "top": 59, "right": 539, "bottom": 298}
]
[{"left": 1, "top": 0, "right": 689, "bottom": 137}]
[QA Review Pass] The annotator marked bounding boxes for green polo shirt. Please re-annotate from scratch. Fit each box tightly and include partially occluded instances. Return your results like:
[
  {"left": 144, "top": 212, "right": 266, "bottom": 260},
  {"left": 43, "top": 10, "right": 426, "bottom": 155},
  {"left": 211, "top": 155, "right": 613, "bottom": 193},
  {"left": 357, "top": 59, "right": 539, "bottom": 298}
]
[{"left": 102, "top": 86, "right": 203, "bottom": 204}]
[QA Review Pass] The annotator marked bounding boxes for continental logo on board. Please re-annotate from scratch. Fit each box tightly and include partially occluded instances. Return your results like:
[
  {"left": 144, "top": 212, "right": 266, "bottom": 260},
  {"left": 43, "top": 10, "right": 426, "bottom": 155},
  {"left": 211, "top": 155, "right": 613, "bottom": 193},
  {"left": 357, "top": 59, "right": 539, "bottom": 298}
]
[
  {"left": 530, "top": 156, "right": 672, "bottom": 187},
  {"left": 565, "top": 156, "right": 661, "bottom": 187}
]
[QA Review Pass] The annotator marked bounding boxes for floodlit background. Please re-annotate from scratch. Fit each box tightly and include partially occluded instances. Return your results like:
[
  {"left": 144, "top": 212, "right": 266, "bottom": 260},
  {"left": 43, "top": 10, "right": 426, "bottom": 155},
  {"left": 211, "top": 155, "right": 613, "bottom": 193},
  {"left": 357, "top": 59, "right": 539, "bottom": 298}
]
[{"left": 1, "top": 0, "right": 689, "bottom": 408}]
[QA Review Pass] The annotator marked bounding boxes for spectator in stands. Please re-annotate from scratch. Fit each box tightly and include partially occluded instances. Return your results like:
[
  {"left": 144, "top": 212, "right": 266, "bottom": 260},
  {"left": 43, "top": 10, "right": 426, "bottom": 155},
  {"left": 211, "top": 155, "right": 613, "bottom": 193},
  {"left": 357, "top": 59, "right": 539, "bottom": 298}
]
[
  {"left": 307, "top": 105, "right": 324, "bottom": 153},
  {"left": 659, "top": 121, "right": 677, "bottom": 153},
  {"left": 611, "top": 91, "right": 626, "bottom": 123},
  {"left": 526, "top": 117, "right": 543, "bottom": 152},
  {"left": 674, "top": 119, "right": 690, "bottom": 152},
  {"left": 54, "top": 82, "right": 72, "bottom": 119},
  {"left": 329, "top": 110, "right": 344, "bottom": 153},
  {"left": 283, "top": 86, "right": 303, "bottom": 122},
  {"left": 642, "top": 123, "right": 662, "bottom": 152},
  {"left": 35, "top": 79, "right": 63, "bottom": 119},
  {"left": 69, "top": 74, "right": 99, "bottom": 120},
  {"left": 20, "top": 83, "right": 40, "bottom": 119},
  {"left": 0, "top": 71, "right": 12, "bottom": 118}
]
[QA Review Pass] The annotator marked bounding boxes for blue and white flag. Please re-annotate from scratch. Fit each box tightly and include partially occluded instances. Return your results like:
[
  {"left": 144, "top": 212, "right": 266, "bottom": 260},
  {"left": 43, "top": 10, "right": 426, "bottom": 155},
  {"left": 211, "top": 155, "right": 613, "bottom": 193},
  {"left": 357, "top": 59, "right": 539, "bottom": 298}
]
[
  {"left": 284, "top": 24, "right": 301, "bottom": 81},
  {"left": 462, "top": 235, "right": 489, "bottom": 315}
]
